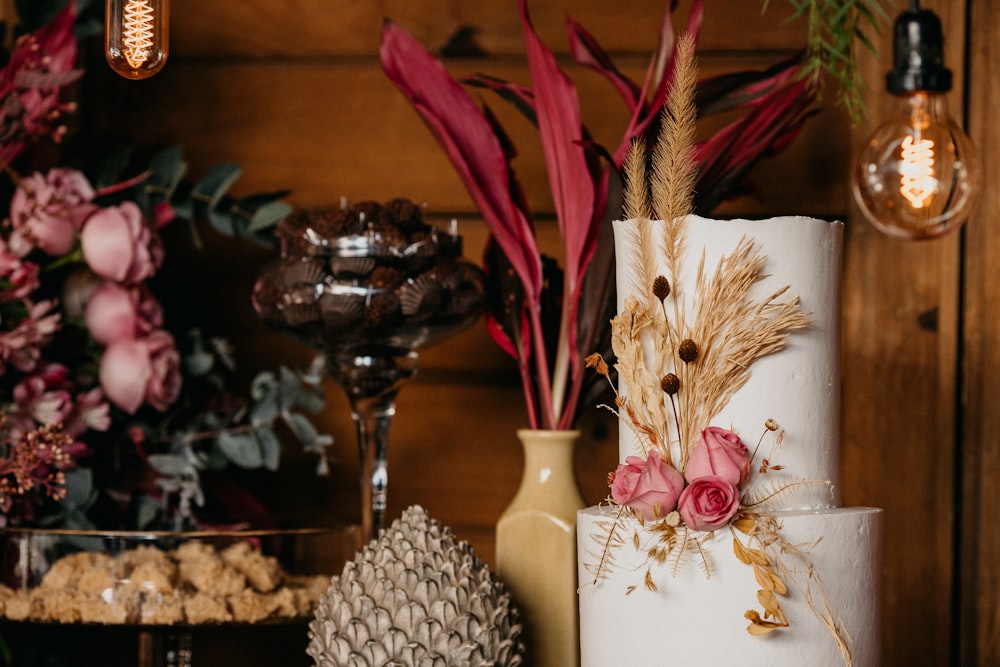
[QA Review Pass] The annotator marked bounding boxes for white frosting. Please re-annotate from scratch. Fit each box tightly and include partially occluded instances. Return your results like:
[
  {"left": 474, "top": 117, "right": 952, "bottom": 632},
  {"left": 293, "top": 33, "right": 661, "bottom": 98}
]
[
  {"left": 577, "top": 216, "right": 882, "bottom": 666},
  {"left": 613, "top": 215, "right": 843, "bottom": 509},
  {"left": 578, "top": 506, "right": 883, "bottom": 666}
]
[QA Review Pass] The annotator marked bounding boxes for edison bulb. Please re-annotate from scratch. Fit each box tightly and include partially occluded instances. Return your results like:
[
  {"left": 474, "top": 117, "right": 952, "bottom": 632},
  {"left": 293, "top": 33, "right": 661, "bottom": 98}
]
[
  {"left": 105, "top": 0, "right": 169, "bottom": 80},
  {"left": 853, "top": 91, "right": 981, "bottom": 240},
  {"left": 851, "top": 3, "right": 981, "bottom": 240}
]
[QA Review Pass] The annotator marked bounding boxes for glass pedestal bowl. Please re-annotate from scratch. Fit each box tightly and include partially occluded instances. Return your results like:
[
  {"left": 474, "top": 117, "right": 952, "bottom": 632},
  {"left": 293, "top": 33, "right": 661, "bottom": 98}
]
[
  {"left": 0, "top": 525, "right": 360, "bottom": 666},
  {"left": 252, "top": 199, "right": 487, "bottom": 539}
]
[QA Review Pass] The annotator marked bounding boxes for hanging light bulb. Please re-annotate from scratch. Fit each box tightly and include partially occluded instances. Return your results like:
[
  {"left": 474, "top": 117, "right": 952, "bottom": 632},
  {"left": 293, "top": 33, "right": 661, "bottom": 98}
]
[
  {"left": 852, "top": 1, "right": 981, "bottom": 240},
  {"left": 105, "top": 0, "right": 169, "bottom": 80}
]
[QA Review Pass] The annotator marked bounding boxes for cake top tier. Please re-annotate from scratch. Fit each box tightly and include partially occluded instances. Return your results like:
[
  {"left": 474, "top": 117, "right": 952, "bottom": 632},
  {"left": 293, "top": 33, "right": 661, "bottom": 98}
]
[{"left": 611, "top": 215, "right": 843, "bottom": 511}]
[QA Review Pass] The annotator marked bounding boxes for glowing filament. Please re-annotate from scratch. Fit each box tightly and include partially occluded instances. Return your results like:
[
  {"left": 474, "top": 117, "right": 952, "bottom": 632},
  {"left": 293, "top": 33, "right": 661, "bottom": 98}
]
[
  {"left": 899, "top": 134, "right": 936, "bottom": 209},
  {"left": 122, "top": 0, "right": 155, "bottom": 69}
]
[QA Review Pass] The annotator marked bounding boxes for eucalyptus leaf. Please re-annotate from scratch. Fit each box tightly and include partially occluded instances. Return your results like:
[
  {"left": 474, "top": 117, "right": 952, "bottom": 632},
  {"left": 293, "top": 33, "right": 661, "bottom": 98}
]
[
  {"left": 183, "top": 349, "right": 215, "bottom": 376},
  {"left": 135, "top": 495, "right": 163, "bottom": 530},
  {"left": 192, "top": 162, "right": 243, "bottom": 209},
  {"left": 62, "top": 468, "right": 95, "bottom": 507},
  {"left": 284, "top": 412, "right": 318, "bottom": 444},
  {"left": 248, "top": 200, "right": 294, "bottom": 233},
  {"left": 251, "top": 391, "right": 280, "bottom": 424},
  {"left": 251, "top": 371, "right": 278, "bottom": 401},
  {"left": 255, "top": 427, "right": 281, "bottom": 471},
  {"left": 217, "top": 431, "right": 263, "bottom": 468},
  {"left": 209, "top": 208, "right": 247, "bottom": 238},
  {"left": 147, "top": 146, "right": 189, "bottom": 203},
  {"left": 147, "top": 453, "right": 195, "bottom": 477},
  {"left": 295, "top": 386, "right": 326, "bottom": 414}
]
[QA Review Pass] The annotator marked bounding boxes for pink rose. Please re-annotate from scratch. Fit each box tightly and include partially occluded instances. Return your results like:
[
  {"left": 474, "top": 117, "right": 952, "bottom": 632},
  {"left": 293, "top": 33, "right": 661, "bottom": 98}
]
[
  {"left": 99, "top": 330, "right": 181, "bottom": 414},
  {"left": 80, "top": 202, "right": 164, "bottom": 283},
  {"left": 677, "top": 476, "right": 741, "bottom": 531},
  {"left": 610, "top": 453, "right": 685, "bottom": 521},
  {"left": 685, "top": 426, "right": 751, "bottom": 486},
  {"left": 9, "top": 168, "right": 96, "bottom": 256},
  {"left": 85, "top": 282, "right": 163, "bottom": 345}
]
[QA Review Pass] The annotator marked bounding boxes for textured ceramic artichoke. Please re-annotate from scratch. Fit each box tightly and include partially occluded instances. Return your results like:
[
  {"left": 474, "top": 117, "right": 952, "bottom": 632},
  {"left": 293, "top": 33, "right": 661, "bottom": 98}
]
[{"left": 307, "top": 505, "right": 524, "bottom": 667}]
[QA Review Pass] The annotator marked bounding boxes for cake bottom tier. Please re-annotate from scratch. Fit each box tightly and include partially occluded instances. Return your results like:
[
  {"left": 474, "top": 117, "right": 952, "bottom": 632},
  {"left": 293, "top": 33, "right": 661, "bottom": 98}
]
[{"left": 577, "top": 505, "right": 882, "bottom": 667}]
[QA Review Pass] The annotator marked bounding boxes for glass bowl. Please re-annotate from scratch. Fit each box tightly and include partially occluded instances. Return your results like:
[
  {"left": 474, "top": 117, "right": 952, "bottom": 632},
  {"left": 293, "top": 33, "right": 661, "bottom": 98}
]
[
  {"left": 251, "top": 200, "right": 487, "bottom": 359},
  {"left": 0, "top": 525, "right": 359, "bottom": 627}
]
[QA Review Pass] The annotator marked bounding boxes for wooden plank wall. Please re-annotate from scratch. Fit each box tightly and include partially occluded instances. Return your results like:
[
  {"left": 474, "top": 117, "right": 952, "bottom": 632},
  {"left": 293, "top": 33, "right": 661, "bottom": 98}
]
[{"left": 81, "top": 0, "right": 999, "bottom": 664}]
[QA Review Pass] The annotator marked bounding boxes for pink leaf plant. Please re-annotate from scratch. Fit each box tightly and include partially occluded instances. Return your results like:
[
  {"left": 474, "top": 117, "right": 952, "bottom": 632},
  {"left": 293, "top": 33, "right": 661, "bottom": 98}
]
[{"left": 381, "top": 1, "right": 817, "bottom": 430}]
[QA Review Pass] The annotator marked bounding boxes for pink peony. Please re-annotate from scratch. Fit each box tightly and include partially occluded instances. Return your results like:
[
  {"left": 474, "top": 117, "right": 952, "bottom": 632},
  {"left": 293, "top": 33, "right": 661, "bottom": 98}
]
[
  {"left": 685, "top": 426, "right": 751, "bottom": 486},
  {"left": 99, "top": 330, "right": 181, "bottom": 414},
  {"left": 677, "top": 476, "right": 742, "bottom": 531},
  {"left": 84, "top": 282, "right": 163, "bottom": 345},
  {"left": 610, "top": 453, "right": 685, "bottom": 521},
  {"left": 80, "top": 202, "right": 164, "bottom": 284},
  {"left": 8, "top": 168, "right": 96, "bottom": 256}
]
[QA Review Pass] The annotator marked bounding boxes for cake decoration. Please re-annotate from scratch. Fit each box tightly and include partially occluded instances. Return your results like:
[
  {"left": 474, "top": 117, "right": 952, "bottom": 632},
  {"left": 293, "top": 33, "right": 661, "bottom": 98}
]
[{"left": 577, "top": 33, "right": 866, "bottom": 666}]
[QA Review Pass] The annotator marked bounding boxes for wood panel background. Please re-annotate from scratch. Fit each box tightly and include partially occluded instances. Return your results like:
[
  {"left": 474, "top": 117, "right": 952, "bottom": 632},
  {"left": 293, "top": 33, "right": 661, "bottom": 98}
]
[{"left": 72, "top": 0, "right": 998, "bottom": 664}]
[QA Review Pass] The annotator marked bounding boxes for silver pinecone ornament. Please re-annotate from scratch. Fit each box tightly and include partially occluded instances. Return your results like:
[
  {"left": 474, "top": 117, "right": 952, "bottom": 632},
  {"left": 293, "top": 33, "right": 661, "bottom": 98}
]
[{"left": 307, "top": 505, "right": 524, "bottom": 667}]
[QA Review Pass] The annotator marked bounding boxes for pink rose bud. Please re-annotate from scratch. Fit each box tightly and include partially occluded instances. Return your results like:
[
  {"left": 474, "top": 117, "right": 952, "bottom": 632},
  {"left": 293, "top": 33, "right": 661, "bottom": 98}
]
[
  {"left": 9, "top": 168, "right": 96, "bottom": 256},
  {"left": 611, "top": 453, "right": 685, "bottom": 521},
  {"left": 99, "top": 330, "right": 181, "bottom": 414},
  {"left": 80, "top": 202, "right": 164, "bottom": 284},
  {"left": 677, "top": 476, "right": 742, "bottom": 531},
  {"left": 685, "top": 426, "right": 751, "bottom": 486},
  {"left": 85, "top": 281, "right": 163, "bottom": 345}
]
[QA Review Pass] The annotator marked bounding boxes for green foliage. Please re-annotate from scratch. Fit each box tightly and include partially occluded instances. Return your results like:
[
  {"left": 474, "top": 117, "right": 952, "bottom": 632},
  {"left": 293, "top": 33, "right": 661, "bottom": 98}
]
[
  {"left": 134, "top": 335, "right": 332, "bottom": 531},
  {"left": 765, "top": 0, "right": 891, "bottom": 123}
]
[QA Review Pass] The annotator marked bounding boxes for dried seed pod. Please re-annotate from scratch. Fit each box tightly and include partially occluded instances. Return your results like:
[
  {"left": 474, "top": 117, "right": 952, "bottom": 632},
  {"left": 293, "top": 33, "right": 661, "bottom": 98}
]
[
  {"left": 652, "top": 276, "right": 671, "bottom": 301},
  {"left": 678, "top": 339, "right": 698, "bottom": 363},
  {"left": 660, "top": 373, "right": 680, "bottom": 395}
]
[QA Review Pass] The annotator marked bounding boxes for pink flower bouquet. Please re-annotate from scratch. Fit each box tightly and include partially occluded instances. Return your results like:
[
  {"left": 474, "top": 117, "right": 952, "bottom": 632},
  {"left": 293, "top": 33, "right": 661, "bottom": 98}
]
[{"left": 0, "top": 2, "right": 330, "bottom": 530}]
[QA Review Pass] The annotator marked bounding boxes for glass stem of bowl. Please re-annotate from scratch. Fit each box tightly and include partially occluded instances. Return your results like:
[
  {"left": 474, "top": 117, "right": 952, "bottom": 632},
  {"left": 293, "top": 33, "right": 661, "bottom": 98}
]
[
  {"left": 329, "top": 349, "right": 418, "bottom": 541},
  {"left": 350, "top": 392, "right": 397, "bottom": 541}
]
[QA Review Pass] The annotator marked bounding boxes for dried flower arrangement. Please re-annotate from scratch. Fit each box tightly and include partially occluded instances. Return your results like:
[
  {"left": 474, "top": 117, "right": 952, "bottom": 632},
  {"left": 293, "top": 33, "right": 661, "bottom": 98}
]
[
  {"left": 381, "top": 0, "right": 819, "bottom": 429},
  {"left": 580, "top": 34, "right": 851, "bottom": 661},
  {"left": 0, "top": 1, "right": 331, "bottom": 531}
]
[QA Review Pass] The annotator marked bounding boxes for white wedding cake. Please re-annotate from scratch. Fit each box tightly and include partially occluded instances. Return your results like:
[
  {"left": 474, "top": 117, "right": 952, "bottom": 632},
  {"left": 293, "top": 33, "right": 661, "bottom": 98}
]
[{"left": 577, "top": 215, "right": 882, "bottom": 666}]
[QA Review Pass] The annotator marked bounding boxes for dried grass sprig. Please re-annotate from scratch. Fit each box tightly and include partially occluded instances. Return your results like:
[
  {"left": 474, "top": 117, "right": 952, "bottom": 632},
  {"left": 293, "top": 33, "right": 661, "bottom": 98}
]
[
  {"left": 652, "top": 32, "right": 698, "bottom": 224},
  {"left": 651, "top": 31, "right": 697, "bottom": 292},
  {"left": 623, "top": 138, "right": 652, "bottom": 222},
  {"left": 612, "top": 298, "right": 673, "bottom": 460},
  {"left": 742, "top": 512, "right": 854, "bottom": 663},
  {"left": 676, "top": 238, "right": 811, "bottom": 464}
]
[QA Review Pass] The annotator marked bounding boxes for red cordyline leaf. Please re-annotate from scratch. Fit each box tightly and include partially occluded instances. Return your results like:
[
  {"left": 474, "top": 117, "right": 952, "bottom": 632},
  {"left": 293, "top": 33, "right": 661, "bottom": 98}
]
[
  {"left": 566, "top": 17, "right": 642, "bottom": 109},
  {"left": 380, "top": 19, "right": 547, "bottom": 426},
  {"left": 614, "top": 0, "right": 704, "bottom": 165},
  {"left": 695, "top": 52, "right": 803, "bottom": 117},
  {"left": 517, "top": 0, "right": 605, "bottom": 426},
  {"left": 695, "top": 78, "right": 816, "bottom": 211},
  {"left": 517, "top": 0, "right": 595, "bottom": 300},
  {"left": 379, "top": 20, "right": 541, "bottom": 304}
]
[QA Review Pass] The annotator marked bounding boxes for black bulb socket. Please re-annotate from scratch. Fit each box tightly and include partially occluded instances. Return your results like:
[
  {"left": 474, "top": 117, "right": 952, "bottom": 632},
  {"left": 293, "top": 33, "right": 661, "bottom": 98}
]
[{"left": 886, "top": 7, "right": 952, "bottom": 94}]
